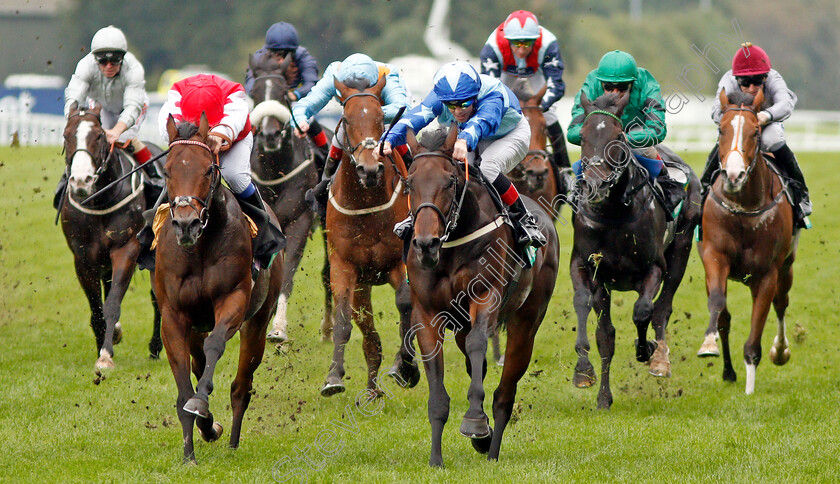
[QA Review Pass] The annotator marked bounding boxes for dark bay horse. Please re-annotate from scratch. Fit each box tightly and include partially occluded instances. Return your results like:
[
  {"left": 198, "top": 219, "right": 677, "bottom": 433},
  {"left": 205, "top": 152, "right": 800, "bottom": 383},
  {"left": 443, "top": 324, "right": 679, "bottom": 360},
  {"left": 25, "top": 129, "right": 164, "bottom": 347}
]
[
  {"left": 59, "top": 102, "right": 161, "bottom": 369},
  {"left": 154, "top": 115, "right": 283, "bottom": 462},
  {"left": 247, "top": 53, "right": 332, "bottom": 342},
  {"left": 570, "top": 91, "right": 700, "bottom": 409},
  {"left": 696, "top": 88, "right": 797, "bottom": 394},
  {"left": 403, "top": 127, "right": 559, "bottom": 465},
  {"left": 320, "top": 75, "right": 419, "bottom": 397},
  {"left": 508, "top": 83, "right": 563, "bottom": 220}
]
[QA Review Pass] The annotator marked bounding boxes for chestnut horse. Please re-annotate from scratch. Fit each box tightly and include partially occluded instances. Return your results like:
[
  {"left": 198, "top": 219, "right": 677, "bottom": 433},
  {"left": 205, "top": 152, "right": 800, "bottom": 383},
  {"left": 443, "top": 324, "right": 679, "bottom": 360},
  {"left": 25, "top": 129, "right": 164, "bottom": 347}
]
[
  {"left": 403, "top": 127, "right": 559, "bottom": 465},
  {"left": 59, "top": 102, "right": 161, "bottom": 369},
  {"left": 570, "top": 91, "right": 700, "bottom": 409},
  {"left": 320, "top": 76, "right": 419, "bottom": 397},
  {"left": 696, "top": 88, "right": 797, "bottom": 394},
  {"left": 154, "top": 115, "right": 283, "bottom": 462},
  {"left": 247, "top": 53, "right": 332, "bottom": 342}
]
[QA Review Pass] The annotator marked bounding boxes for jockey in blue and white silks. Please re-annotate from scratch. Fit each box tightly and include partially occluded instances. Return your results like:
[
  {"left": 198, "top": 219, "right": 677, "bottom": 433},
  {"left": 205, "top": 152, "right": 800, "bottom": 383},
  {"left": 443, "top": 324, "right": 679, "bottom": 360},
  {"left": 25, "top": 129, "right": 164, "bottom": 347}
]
[
  {"left": 379, "top": 62, "right": 546, "bottom": 249},
  {"left": 292, "top": 53, "right": 412, "bottom": 215}
]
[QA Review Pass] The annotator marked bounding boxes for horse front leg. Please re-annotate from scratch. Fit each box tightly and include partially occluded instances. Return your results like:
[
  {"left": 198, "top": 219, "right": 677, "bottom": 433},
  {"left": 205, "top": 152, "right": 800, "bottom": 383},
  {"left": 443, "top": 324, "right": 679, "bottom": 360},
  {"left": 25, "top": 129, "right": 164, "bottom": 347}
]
[
  {"left": 184, "top": 290, "right": 248, "bottom": 418},
  {"left": 387, "top": 267, "right": 420, "bottom": 388},
  {"left": 73, "top": 256, "right": 105, "bottom": 356},
  {"left": 459, "top": 301, "right": 496, "bottom": 440},
  {"left": 703, "top": 254, "right": 734, "bottom": 380},
  {"left": 322, "top": 257, "right": 356, "bottom": 396},
  {"left": 570, "top": 258, "right": 596, "bottom": 387},
  {"left": 267, "top": 212, "right": 312, "bottom": 342},
  {"left": 414, "top": 307, "right": 449, "bottom": 467},
  {"left": 188, "top": 333, "right": 223, "bottom": 444},
  {"left": 320, "top": 229, "right": 334, "bottom": 342},
  {"left": 351, "top": 285, "right": 383, "bottom": 394},
  {"left": 744, "top": 270, "right": 778, "bottom": 394},
  {"left": 591, "top": 285, "right": 615, "bottom": 409},
  {"left": 148, "top": 288, "right": 163, "bottom": 359},
  {"left": 769, "top": 262, "right": 793, "bottom": 366},
  {"left": 633, "top": 264, "right": 663, "bottom": 365},
  {"left": 161, "top": 307, "right": 197, "bottom": 462},
  {"left": 97, "top": 243, "right": 141, "bottom": 369}
]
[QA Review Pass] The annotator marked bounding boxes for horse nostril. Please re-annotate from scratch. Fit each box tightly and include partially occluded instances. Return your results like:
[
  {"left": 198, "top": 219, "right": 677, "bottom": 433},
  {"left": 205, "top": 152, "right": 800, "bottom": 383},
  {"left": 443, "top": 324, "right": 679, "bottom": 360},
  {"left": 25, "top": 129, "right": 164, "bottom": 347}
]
[
  {"left": 356, "top": 164, "right": 366, "bottom": 179},
  {"left": 414, "top": 236, "right": 441, "bottom": 253},
  {"left": 376, "top": 163, "right": 384, "bottom": 177}
]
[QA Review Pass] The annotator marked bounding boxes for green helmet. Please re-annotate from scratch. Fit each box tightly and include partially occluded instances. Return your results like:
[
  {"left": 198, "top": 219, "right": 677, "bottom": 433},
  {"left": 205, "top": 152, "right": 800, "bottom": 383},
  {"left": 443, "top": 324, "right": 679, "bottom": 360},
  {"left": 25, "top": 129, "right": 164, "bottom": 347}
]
[{"left": 595, "top": 50, "right": 638, "bottom": 83}]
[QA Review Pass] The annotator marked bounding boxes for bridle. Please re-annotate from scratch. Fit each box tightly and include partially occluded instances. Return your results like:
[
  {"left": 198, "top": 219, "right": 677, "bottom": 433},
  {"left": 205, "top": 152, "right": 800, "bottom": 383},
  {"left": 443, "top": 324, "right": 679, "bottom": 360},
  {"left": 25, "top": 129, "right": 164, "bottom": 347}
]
[
  {"left": 65, "top": 111, "right": 115, "bottom": 181},
  {"left": 167, "top": 139, "right": 221, "bottom": 233},
  {"left": 337, "top": 92, "right": 382, "bottom": 167},
  {"left": 252, "top": 74, "right": 294, "bottom": 153},
  {"left": 719, "top": 106, "right": 762, "bottom": 183},
  {"left": 519, "top": 105, "right": 550, "bottom": 165},
  {"left": 409, "top": 152, "right": 470, "bottom": 243}
]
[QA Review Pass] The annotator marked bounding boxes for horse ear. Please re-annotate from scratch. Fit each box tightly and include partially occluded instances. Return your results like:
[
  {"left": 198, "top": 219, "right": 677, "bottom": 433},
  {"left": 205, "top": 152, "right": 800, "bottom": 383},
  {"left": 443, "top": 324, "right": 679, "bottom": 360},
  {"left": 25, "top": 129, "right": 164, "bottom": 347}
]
[
  {"left": 369, "top": 72, "right": 387, "bottom": 97},
  {"left": 334, "top": 78, "right": 351, "bottom": 100},
  {"left": 753, "top": 86, "right": 765, "bottom": 111},
  {"left": 442, "top": 124, "right": 459, "bottom": 150},
  {"left": 405, "top": 128, "right": 420, "bottom": 155},
  {"left": 68, "top": 101, "right": 80, "bottom": 117},
  {"left": 615, "top": 89, "right": 631, "bottom": 115},
  {"left": 198, "top": 112, "right": 210, "bottom": 139},
  {"left": 719, "top": 88, "right": 730, "bottom": 110},
  {"left": 278, "top": 53, "right": 292, "bottom": 73},
  {"left": 249, "top": 53, "right": 256, "bottom": 70},
  {"left": 89, "top": 101, "right": 102, "bottom": 117},
  {"left": 529, "top": 84, "right": 548, "bottom": 106},
  {"left": 580, "top": 91, "right": 592, "bottom": 112},
  {"left": 166, "top": 114, "right": 178, "bottom": 142}
]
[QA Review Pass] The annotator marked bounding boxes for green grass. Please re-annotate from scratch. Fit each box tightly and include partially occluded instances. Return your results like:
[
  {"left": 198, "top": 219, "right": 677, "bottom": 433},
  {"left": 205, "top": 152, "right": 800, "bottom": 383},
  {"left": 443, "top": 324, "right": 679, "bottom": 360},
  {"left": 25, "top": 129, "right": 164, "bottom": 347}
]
[{"left": 1, "top": 146, "right": 838, "bottom": 483}]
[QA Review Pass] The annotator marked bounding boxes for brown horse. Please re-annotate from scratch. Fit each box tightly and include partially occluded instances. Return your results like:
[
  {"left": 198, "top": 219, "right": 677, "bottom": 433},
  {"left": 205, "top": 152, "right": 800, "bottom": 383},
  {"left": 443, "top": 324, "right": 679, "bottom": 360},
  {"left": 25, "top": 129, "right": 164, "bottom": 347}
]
[
  {"left": 247, "top": 53, "right": 332, "bottom": 342},
  {"left": 59, "top": 102, "right": 161, "bottom": 369},
  {"left": 696, "top": 88, "right": 797, "bottom": 394},
  {"left": 403, "top": 127, "right": 559, "bottom": 466},
  {"left": 507, "top": 83, "right": 562, "bottom": 220},
  {"left": 154, "top": 115, "right": 283, "bottom": 462},
  {"left": 570, "top": 91, "right": 701, "bottom": 409},
  {"left": 320, "top": 75, "right": 419, "bottom": 397}
]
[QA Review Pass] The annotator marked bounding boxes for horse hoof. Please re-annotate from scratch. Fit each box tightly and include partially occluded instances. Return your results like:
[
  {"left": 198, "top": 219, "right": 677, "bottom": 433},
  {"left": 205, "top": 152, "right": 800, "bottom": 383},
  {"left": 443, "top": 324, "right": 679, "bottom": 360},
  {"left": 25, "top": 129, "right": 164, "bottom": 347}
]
[
  {"left": 321, "top": 381, "right": 345, "bottom": 397},
  {"left": 112, "top": 322, "right": 122, "bottom": 345},
  {"left": 388, "top": 361, "right": 421, "bottom": 389},
  {"left": 634, "top": 339, "right": 658, "bottom": 362},
  {"left": 95, "top": 351, "right": 115, "bottom": 370},
  {"left": 197, "top": 422, "right": 224, "bottom": 443},
  {"left": 459, "top": 416, "right": 491, "bottom": 439},
  {"left": 266, "top": 329, "right": 287, "bottom": 343},
  {"left": 471, "top": 428, "right": 494, "bottom": 454},
  {"left": 697, "top": 333, "right": 720, "bottom": 357},
  {"left": 183, "top": 397, "right": 210, "bottom": 418},
  {"left": 649, "top": 342, "right": 671, "bottom": 377},
  {"left": 573, "top": 366, "right": 596, "bottom": 388},
  {"left": 496, "top": 355, "right": 506, "bottom": 367},
  {"left": 769, "top": 346, "right": 791, "bottom": 366}
]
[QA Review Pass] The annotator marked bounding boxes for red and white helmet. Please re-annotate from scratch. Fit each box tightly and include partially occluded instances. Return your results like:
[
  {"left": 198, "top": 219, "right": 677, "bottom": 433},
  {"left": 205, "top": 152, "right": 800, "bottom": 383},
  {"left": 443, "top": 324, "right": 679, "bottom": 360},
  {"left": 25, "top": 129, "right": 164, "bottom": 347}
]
[
  {"left": 502, "top": 10, "right": 540, "bottom": 40},
  {"left": 732, "top": 42, "right": 771, "bottom": 76}
]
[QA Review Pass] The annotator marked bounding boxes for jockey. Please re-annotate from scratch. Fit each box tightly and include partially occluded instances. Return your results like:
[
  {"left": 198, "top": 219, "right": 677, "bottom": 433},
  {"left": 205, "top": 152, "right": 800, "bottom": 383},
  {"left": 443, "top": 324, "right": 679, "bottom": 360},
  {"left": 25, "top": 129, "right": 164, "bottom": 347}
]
[
  {"left": 244, "top": 22, "right": 331, "bottom": 172},
  {"left": 378, "top": 61, "right": 547, "bottom": 250},
  {"left": 701, "top": 42, "right": 811, "bottom": 228},
  {"left": 57, "top": 25, "right": 162, "bottom": 210},
  {"left": 480, "top": 10, "right": 570, "bottom": 171},
  {"left": 567, "top": 50, "right": 683, "bottom": 218},
  {"left": 291, "top": 53, "right": 412, "bottom": 217},
  {"left": 156, "top": 74, "right": 285, "bottom": 271}
]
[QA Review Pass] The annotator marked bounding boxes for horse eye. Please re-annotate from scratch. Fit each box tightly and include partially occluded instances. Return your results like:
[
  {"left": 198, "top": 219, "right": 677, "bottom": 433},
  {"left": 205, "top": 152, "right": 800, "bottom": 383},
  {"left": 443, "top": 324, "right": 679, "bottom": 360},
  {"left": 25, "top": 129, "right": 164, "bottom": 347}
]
[
  {"left": 205, "top": 166, "right": 214, "bottom": 177},
  {"left": 162, "top": 169, "right": 170, "bottom": 179}
]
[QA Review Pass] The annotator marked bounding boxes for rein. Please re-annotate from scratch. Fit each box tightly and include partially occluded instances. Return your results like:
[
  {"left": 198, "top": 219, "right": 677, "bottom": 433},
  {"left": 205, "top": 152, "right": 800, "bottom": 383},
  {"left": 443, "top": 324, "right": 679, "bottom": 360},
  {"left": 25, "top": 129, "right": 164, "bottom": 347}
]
[{"left": 337, "top": 92, "right": 382, "bottom": 167}]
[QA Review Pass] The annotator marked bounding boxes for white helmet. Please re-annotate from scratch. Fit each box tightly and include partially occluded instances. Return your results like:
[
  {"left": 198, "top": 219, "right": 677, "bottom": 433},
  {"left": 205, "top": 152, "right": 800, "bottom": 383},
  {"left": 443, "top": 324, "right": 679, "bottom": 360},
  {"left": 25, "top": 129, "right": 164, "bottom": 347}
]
[{"left": 91, "top": 26, "right": 128, "bottom": 54}]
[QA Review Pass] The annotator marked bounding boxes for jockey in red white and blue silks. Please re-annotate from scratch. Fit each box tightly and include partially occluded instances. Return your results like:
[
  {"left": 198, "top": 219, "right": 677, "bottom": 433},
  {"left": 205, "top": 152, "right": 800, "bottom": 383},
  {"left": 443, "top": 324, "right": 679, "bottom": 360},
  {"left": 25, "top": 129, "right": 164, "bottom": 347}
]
[
  {"left": 158, "top": 74, "right": 255, "bottom": 197},
  {"left": 380, "top": 62, "right": 546, "bottom": 249}
]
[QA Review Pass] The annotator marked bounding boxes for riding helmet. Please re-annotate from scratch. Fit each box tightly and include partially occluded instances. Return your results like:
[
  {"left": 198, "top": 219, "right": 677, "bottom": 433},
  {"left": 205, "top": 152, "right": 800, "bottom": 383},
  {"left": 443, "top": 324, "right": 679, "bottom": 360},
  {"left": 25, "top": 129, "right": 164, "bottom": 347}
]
[
  {"left": 91, "top": 25, "right": 128, "bottom": 54},
  {"left": 503, "top": 10, "right": 540, "bottom": 40},
  {"left": 595, "top": 50, "right": 639, "bottom": 83},
  {"left": 265, "top": 22, "right": 300, "bottom": 50},
  {"left": 433, "top": 62, "right": 481, "bottom": 101},
  {"left": 732, "top": 42, "right": 771, "bottom": 76}
]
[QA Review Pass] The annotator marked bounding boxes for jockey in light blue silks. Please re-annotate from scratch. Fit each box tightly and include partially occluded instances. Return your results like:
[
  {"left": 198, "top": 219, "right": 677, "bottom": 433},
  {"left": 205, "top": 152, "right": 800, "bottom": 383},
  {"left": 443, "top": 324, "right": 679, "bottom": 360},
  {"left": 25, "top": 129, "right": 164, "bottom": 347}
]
[
  {"left": 378, "top": 61, "right": 546, "bottom": 249},
  {"left": 291, "top": 53, "right": 412, "bottom": 216}
]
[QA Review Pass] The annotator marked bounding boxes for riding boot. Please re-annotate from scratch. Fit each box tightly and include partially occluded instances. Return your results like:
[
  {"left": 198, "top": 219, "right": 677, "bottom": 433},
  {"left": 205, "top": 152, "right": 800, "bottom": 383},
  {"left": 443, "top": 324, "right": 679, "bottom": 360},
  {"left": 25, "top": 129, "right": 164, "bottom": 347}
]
[
  {"left": 306, "top": 149, "right": 341, "bottom": 219},
  {"left": 54, "top": 171, "right": 68, "bottom": 210},
  {"left": 136, "top": 186, "right": 167, "bottom": 272},
  {"left": 237, "top": 187, "right": 285, "bottom": 274},
  {"left": 508, "top": 197, "right": 547, "bottom": 249},
  {"left": 771, "top": 143, "right": 812, "bottom": 228},
  {"left": 655, "top": 170, "right": 684, "bottom": 222},
  {"left": 307, "top": 120, "right": 330, "bottom": 179},
  {"left": 126, "top": 139, "right": 164, "bottom": 209},
  {"left": 699, "top": 143, "right": 720, "bottom": 196},
  {"left": 546, "top": 121, "right": 571, "bottom": 169}
]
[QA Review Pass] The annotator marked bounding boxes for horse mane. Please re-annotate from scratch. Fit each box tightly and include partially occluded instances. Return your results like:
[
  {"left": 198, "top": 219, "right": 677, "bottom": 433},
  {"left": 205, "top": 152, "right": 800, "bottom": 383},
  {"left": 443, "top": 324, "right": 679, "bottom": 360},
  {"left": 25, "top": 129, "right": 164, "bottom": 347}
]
[
  {"left": 416, "top": 127, "right": 455, "bottom": 157},
  {"left": 343, "top": 77, "right": 373, "bottom": 91},
  {"left": 174, "top": 121, "right": 200, "bottom": 141},
  {"left": 726, "top": 89, "right": 756, "bottom": 107}
]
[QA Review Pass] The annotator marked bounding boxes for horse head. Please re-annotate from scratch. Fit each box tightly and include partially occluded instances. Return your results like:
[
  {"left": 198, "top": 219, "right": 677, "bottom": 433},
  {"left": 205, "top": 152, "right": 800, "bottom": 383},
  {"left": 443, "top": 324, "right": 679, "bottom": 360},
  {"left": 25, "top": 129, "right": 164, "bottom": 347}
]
[
  {"left": 249, "top": 53, "right": 293, "bottom": 152},
  {"left": 578, "top": 90, "right": 633, "bottom": 205},
  {"left": 404, "top": 127, "right": 463, "bottom": 268},
  {"left": 336, "top": 74, "right": 387, "bottom": 188},
  {"left": 64, "top": 101, "right": 111, "bottom": 198},
  {"left": 517, "top": 84, "right": 550, "bottom": 191},
  {"left": 717, "top": 87, "right": 764, "bottom": 194},
  {"left": 164, "top": 113, "right": 221, "bottom": 246}
]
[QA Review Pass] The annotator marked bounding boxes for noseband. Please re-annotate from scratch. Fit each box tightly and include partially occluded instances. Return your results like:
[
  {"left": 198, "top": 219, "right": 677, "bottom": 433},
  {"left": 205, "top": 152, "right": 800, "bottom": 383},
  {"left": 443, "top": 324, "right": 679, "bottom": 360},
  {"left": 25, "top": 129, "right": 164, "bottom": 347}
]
[
  {"left": 167, "top": 139, "right": 221, "bottom": 232},
  {"left": 65, "top": 112, "right": 114, "bottom": 179},
  {"left": 338, "top": 92, "right": 382, "bottom": 166},
  {"left": 410, "top": 152, "right": 470, "bottom": 242},
  {"left": 719, "top": 106, "right": 762, "bottom": 182}
]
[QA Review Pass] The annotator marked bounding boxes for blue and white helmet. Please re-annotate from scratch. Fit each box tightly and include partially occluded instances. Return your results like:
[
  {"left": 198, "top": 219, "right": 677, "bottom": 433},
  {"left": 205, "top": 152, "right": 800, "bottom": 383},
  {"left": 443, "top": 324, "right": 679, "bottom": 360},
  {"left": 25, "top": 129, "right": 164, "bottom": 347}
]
[
  {"left": 502, "top": 10, "right": 540, "bottom": 40},
  {"left": 336, "top": 53, "right": 379, "bottom": 88},
  {"left": 432, "top": 62, "right": 481, "bottom": 102}
]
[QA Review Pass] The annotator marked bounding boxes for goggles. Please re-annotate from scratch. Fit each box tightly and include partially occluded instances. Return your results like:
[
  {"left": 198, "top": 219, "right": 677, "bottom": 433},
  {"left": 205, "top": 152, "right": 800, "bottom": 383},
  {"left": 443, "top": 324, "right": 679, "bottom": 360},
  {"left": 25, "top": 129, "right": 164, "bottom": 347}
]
[
  {"left": 510, "top": 39, "right": 536, "bottom": 48},
  {"left": 95, "top": 52, "right": 124, "bottom": 66},
  {"left": 602, "top": 81, "right": 632, "bottom": 92},
  {"left": 443, "top": 98, "right": 476, "bottom": 109},
  {"left": 737, "top": 75, "right": 767, "bottom": 87}
]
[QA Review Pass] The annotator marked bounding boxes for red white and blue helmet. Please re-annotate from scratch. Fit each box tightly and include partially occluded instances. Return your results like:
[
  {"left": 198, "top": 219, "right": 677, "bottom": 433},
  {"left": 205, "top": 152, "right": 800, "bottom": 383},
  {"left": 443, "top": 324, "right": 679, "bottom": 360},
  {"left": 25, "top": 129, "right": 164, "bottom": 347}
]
[
  {"left": 336, "top": 53, "right": 379, "bottom": 87},
  {"left": 502, "top": 10, "right": 540, "bottom": 40},
  {"left": 433, "top": 62, "right": 481, "bottom": 102}
]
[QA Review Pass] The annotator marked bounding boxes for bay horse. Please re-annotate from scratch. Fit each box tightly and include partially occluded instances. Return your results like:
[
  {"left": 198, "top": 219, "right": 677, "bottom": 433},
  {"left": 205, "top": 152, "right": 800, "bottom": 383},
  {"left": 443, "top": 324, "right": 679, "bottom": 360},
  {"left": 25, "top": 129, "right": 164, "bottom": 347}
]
[
  {"left": 155, "top": 115, "right": 283, "bottom": 462},
  {"left": 320, "top": 75, "right": 419, "bottom": 397},
  {"left": 570, "top": 91, "right": 700, "bottom": 409},
  {"left": 696, "top": 88, "right": 797, "bottom": 394},
  {"left": 403, "top": 127, "right": 559, "bottom": 466},
  {"left": 247, "top": 53, "right": 332, "bottom": 343},
  {"left": 59, "top": 101, "right": 162, "bottom": 369}
]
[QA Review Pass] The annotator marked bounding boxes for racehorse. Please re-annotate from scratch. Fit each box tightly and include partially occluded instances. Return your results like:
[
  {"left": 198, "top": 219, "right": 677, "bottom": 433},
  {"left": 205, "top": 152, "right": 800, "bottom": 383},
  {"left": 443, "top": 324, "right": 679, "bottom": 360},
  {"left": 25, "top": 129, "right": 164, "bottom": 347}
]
[
  {"left": 403, "top": 127, "right": 559, "bottom": 465},
  {"left": 154, "top": 115, "right": 283, "bottom": 462},
  {"left": 58, "top": 101, "right": 162, "bottom": 369},
  {"left": 247, "top": 53, "right": 332, "bottom": 343},
  {"left": 569, "top": 91, "right": 700, "bottom": 409},
  {"left": 696, "top": 88, "right": 797, "bottom": 394},
  {"left": 507, "top": 83, "right": 563, "bottom": 220},
  {"left": 320, "top": 75, "right": 419, "bottom": 397}
]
